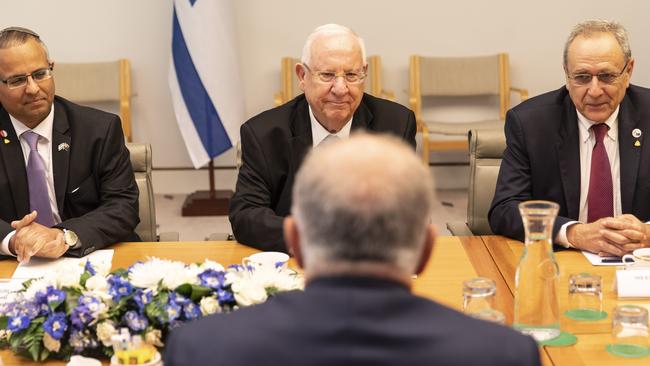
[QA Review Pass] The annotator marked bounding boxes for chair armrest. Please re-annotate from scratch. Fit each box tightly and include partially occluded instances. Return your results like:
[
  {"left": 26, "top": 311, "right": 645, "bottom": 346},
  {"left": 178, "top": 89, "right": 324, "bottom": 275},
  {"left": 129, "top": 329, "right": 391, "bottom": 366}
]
[
  {"left": 208, "top": 232, "right": 232, "bottom": 241},
  {"left": 446, "top": 222, "right": 475, "bottom": 236},
  {"left": 510, "top": 87, "right": 529, "bottom": 101}
]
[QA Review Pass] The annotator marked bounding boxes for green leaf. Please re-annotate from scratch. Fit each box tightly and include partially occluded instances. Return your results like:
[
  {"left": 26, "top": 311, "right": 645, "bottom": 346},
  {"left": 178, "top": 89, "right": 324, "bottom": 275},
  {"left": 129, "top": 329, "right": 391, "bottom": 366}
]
[
  {"left": 79, "top": 271, "right": 92, "bottom": 287},
  {"left": 28, "top": 340, "right": 41, "bottom": 361},
  {"left": 175, "top": 284, "right": 211, "bottom": 302},
  {"left": 0, "top": 315, "right": 8, "bottom": 329},
  {"left": 40, "top": 347, "right": 50, "bottom": 361}
]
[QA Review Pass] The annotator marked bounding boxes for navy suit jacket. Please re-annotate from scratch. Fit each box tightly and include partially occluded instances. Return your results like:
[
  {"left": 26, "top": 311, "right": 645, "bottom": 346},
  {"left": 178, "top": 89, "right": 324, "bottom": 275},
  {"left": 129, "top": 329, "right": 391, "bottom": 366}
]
[
  {"left": 229, "top": 94, "right": 417, "bottom": 252},
  {"left": 164, "top": 276, "right": 540, "bottom": 366},
  {"left": 0, "top": 96, "right": 139, "bottom": 257},
  {"left": 489, "top": 85, "right": 650, "bottom": 242}
]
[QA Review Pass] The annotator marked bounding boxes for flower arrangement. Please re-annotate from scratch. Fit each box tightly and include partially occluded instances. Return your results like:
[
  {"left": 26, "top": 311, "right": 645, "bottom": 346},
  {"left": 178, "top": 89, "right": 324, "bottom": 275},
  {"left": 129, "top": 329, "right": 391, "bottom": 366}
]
[{"left": 0, "top": 257, "right": 303, "bottom": 361}]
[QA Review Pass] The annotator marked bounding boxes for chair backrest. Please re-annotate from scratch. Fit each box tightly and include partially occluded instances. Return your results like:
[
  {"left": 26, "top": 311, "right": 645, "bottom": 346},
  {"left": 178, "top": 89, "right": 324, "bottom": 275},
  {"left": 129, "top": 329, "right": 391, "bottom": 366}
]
[
  {"left": 126, "top": 143, "right": 156, "bottom": 242},
  {"left": 55, "top": 59, "right": 133, "bottom": 142},
  {"left": 273, "top": 55, "right": 388, "bottom": 106},
  {"left": 409, "top": 53, "right": 510, "bottom": 122},
  {"left": 467, "top": 129, "right": 506, "bottom": 235}
]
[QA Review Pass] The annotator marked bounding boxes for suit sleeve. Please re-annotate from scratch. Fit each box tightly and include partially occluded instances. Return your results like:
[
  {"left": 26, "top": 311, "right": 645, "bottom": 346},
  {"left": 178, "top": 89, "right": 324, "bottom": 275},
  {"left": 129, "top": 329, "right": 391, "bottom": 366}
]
[
  {"left": 59, "top": 116, "right": 139, "bottom": 256},
  {"left": 488, "top": 109, "right": 572, "bottom": 242},
  {"left": 229, "top": 123, "right": 286, "bottom": 252}
]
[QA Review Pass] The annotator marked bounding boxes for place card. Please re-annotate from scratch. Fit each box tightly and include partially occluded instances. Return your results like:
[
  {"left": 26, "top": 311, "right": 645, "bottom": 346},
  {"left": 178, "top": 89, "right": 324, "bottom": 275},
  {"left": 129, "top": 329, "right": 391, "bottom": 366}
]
[{"left": 616, "top": 268, "right": 650, "bottom": 298}]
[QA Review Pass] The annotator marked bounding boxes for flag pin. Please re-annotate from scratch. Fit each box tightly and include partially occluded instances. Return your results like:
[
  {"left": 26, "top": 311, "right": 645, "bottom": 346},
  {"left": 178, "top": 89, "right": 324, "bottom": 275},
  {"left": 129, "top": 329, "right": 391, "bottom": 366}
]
[
  {"left": 632, "top": 128, "right": 642, "bottom": 138},
  {"left": 3, "top": 138, "right": 9, "bottom": 144},
  {"left": 57, "top": 142, "right": 70, "bottom": 152},
  {"left": 635, "top": 140, "right": 641, "bottom": 147},
  {"left": 0, "top": 130, "right": 7, "bottom": 138}
]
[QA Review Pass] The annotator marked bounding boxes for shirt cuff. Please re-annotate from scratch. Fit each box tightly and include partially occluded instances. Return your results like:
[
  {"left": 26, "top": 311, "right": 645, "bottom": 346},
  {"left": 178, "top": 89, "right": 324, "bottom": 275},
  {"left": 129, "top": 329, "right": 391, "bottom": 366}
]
[
  {"left": 556, "top": 221, "right": 580, "bottom": 248},
  {"left": 1, "top": 230, "right": 17, "bottom": 257}
]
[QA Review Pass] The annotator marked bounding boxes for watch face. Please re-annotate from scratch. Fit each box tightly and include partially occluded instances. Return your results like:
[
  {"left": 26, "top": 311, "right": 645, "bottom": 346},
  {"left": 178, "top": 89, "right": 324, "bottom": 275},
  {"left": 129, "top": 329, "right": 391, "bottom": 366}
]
[{"left": 64, "top": 230, "right": 79, "bottom": 247}]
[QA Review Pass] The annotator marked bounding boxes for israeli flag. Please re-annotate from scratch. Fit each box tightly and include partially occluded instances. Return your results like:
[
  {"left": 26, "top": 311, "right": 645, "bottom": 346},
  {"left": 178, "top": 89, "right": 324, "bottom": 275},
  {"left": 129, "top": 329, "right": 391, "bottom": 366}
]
[{"left": 169, "top": 0, "right": 245, "bottom": 168}]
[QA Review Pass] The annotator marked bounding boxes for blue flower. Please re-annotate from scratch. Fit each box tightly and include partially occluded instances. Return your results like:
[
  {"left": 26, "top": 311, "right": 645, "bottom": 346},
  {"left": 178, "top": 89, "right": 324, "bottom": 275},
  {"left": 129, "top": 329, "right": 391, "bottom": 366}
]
[
  {"left": 7, "top": 315, "right": 30, "bottom": 332},
  {"left": 216, "top": 288, "right": 235, "bottom": 304},
  {"left": 168, "top": 292, "right": 190, "bottom": 306},
  {"left": 164, "top": 301, "right": 181, "bottom": 323},
  {"left": 78, "top": 295, "right": 101, "bottom": 313},
  {"left": 43, "top": 312, "right": 68, "bottom": 340},
  {"left": 133, "top": 289, "right": 152, "bottom": 311},
  {"left": 183, "top": 302, "right": 201, "bottom": 320},
  {"left": 70, "top": 302, "right": 97, "bottom": 330},
  {"left": 45, "top": 287, "right": 66, "bottom": 309},
  {"left": 22, "top": 302, "right": 41, "bottom": 319},
  {"left": 84, "top": 261, "right": 97, "bottom": 276},
  {"left": 123, "top": 310, "right": 148, "bottom": 332},
  {"left": 198, "top": 269, "right": 226, "bottom": 289},
  {"left": 108, "top": 275, "right": 134, "bottom": 301}
]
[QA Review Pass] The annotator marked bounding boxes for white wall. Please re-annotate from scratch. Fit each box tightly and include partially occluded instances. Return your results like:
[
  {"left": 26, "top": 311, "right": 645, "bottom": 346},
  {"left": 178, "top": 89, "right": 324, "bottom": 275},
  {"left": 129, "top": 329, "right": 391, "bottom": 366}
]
[{"left": 2, "top": 0, "right": 649, "bottom": 192}]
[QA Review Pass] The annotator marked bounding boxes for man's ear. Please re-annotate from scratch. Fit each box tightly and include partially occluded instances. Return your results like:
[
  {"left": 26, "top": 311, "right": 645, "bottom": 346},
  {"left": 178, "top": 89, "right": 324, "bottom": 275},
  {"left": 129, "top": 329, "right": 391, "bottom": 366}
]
[
  {"left": 284, "top": 216, "right": 304, "bottom": 269},
  {"left": 414, "top": 224, "right": 436, "bottom": 275},
  {"left": 296, "top": 63, "right": 307, "bottom": 92}
]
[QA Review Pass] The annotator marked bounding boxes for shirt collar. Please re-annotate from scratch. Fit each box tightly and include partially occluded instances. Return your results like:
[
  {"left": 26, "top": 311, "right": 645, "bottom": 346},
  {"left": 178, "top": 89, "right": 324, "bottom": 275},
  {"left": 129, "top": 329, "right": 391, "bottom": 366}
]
[
  {"left": 576, "top": 106, "right": 619, "bottom": 143},
  {"left": 9, "top": 104, "right": 55, "bottom": 142},
  {"left": 309, "top": 105, "right": 353, "bottom": 147}
]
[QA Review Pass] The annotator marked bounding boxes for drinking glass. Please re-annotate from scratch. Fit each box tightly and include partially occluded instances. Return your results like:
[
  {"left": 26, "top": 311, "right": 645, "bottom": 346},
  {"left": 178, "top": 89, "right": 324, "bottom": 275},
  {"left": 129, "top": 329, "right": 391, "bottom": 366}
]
[
  {"left": 566, "top": 273, "right": 603, "bottom": 320},
  {"left": 463, "top": 277, "right": 496, "bottom": 315},
  {"left": 607, "top": 305, "right": 649, "bottom": 358}
]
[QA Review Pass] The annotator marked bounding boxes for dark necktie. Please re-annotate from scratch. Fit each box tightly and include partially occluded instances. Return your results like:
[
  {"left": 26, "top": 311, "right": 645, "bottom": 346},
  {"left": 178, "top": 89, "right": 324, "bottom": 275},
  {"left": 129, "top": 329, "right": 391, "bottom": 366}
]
[
  {"left": 587, "top": 123, "right": 613, "bottom": 223},
  {"left": 22, "top": 131, "right": 55, "bottom": 227}
]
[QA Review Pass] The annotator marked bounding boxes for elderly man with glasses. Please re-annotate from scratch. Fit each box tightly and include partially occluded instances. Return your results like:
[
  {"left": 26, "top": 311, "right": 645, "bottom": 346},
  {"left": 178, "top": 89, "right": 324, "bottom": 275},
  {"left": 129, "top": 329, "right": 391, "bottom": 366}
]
[
  {"left": 229, "top": 24, "right": 416, "bottom": 252},
  {"left": 0, "top": 27, "right": 139, "bottom": 262},
  {"left": 490, "top": 19, "right": 650, "bottom": 256}
]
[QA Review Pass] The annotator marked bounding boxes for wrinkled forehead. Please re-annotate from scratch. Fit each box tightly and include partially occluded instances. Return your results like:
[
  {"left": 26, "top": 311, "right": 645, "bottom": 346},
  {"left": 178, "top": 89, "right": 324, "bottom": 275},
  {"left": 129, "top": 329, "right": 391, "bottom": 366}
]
[{"left": 566, "top": 33, "right": 626, "bottom": 67}]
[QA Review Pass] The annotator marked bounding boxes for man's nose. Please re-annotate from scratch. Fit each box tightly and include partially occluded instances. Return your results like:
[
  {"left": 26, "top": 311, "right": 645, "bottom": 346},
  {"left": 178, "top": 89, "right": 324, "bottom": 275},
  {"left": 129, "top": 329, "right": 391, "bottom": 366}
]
[
  {"left": 586, "top": 76, "right": 604, "bottom": 98},
  {"left": 330, "top": 76, "right": 349, "bottom": 95},
  {"left": 24, "top": 75, "right": 39, "bottom": 95}
]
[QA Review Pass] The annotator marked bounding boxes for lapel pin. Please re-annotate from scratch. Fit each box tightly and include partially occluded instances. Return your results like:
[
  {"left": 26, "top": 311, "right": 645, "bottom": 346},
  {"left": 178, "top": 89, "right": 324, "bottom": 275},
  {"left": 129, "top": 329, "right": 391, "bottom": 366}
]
[
  {"left": 635, "top": 140, "right": 641, "bottom": 147},
  {"left": 57, "top": 142, "right": 70, "bottom": 152},
  {"left": 3, "top": 138, "right": 9, "bottom": 144},
  {"left": 0, "top": 130, "right": 7, "bottom": 138},
  {"left": 632, "top": 128, "right": 642, "bottom": 138}
]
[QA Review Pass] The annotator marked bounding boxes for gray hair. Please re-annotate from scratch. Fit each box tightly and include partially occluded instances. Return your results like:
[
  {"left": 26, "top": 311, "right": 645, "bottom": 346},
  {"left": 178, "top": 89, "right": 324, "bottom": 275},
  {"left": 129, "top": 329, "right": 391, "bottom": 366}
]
[
  {"left": 300, "top": 24, "right": 367, "bottom": 66},
  {"left": 291, "top": 133, "right": 435, "bottom": 274},
  {"left": 0, "top": 26, "right": 49, "bottom": 59},
  {"left": 563, "top": 19, "right": 631, "bottom": 67}
]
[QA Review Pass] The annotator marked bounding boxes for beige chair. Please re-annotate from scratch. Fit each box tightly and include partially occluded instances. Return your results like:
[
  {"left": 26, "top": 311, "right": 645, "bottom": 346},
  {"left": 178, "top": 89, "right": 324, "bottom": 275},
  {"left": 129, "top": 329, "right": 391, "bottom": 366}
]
[
  {"left": 409, "top": 53, "right": 527, "bottom": 164},
  {"left": 273, "top": 55, "right": 394, "bottom": 106},
  {"left": 446, "top": 129, "right": 506, "bottom": 236},
  {"left": 126, "top": 143, "right": 156, "bottom": 242},
  {"left": 55, "top": 59, "right": 133, "bottom": 142}
]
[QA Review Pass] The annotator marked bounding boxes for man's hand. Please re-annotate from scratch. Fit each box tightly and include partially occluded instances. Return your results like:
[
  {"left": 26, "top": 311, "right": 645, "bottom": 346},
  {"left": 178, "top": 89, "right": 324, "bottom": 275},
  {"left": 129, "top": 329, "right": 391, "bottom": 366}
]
[
  {"left": 9, "top": 212, "right": 67, "bottom": 263},
  {"left": 567, "top": 216, "right": 648, "bottom": 256}
]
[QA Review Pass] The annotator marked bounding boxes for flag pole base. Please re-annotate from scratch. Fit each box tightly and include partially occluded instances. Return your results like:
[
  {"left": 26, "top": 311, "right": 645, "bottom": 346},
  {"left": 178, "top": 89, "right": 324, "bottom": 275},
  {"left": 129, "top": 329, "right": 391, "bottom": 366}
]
[{"left": 181, "top": 190, "right": 232, "bottom": 216}]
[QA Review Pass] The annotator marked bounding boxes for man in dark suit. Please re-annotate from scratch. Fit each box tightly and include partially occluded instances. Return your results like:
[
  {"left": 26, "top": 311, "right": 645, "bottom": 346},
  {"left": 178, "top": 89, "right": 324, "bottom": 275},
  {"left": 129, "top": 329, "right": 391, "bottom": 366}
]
[
  {"left": 490, "top": 20, "right": 650, "bottom": 256},
  {"left": 229, "top": 24, "right": 416, "bottom": 252},
  {"left": 166, "top": 134, "right": 540, "bottom": 366},
  {"left": 0, "top": 27, "right": 139, "bottom": 262}
]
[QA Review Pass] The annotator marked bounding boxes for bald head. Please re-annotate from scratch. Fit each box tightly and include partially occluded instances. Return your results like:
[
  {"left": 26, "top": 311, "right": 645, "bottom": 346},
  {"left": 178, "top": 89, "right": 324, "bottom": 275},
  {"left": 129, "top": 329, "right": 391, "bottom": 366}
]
[{"left": 288, "top": 133, "right": 435, "bottom": 278}]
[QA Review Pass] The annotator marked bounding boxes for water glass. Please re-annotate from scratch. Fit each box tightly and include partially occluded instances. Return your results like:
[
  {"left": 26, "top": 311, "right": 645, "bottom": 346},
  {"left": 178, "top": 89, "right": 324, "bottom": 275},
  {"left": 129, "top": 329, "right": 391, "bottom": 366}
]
[
  {"left": 463, "top": 277, "right": 496, "bottom": 315},
  {"left": 469, "top": 309, "right": 506, "bottom": 325},
  {"left": 566, "top": 273, "right": 603, "bottom": 320},
  {"left": 607, "top": 305, "right": 649, "bottom": 358}
]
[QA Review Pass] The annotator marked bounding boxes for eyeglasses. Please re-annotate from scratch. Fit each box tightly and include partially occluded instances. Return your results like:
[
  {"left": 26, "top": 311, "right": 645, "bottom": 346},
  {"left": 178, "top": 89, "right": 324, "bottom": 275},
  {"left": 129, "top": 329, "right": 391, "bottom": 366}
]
[
  {"left": 302, "top": 63, "right": 366, "bottom": 84},
  {"left": 567, "top": 60, "right": 629, "bottom": 86},
  {"left": 1, "top": 64, "right": 53, "bottom": 89}
]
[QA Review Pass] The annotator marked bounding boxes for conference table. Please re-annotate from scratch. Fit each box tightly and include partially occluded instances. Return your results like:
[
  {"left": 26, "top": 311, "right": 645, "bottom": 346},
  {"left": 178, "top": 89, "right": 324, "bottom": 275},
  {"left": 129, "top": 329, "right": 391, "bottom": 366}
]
[{"left": 0, "top": 236, "right": 648, "bottom": 365}]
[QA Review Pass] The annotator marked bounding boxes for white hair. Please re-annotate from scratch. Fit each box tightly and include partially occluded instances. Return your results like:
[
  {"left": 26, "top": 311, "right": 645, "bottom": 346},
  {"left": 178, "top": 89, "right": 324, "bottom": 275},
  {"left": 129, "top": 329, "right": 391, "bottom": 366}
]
[
  {"left": 292, "top": 133, "right": 435, "bottom": 274},
  {"left": 563, "top": 19, "right": 631, "bottom": 67},
  {"left": 300, "top": 24, "right": 367, "bottom": 66}
]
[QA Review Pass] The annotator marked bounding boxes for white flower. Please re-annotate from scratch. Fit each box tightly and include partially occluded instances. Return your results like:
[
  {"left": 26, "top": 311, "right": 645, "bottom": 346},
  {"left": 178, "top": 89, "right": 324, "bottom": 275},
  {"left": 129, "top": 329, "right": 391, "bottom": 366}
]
[
  {"left": 85, "top": 275, "right": 110, "bottom": 300},
  {"left": 231, "top": 277, "right": 268, "bottom": 307},
  {"left": 55, "top": 263, "right": 84, "bottom": 288},
  {"left": 24, "top": 277, "right": 56, "bottom": 300},
  {"left": 96, "top": 321, "right": 117, "bottom": 347},
  {"left": 0, "top": 329, "right": 11, "bottom": 341},
  {"left": 199, "top": 296, "right": 221, "bottom": 315},
  {"left": 89, "top": 258, "right": 112, "bottom": 276},
  {"left": 163, "top": 262, "right": 200, "bottom": 289},
  {"left": 43, "top": 332, "right": 61, "bottom": 353},
  {"left": 200, "top": 259, "right": 224, "bottom": 272},
  {"left": 144, "top": 329, "right": 164, "bottom": 347},
  {"left": 129, "top": 257, "right": 198, "bottom": 290}
]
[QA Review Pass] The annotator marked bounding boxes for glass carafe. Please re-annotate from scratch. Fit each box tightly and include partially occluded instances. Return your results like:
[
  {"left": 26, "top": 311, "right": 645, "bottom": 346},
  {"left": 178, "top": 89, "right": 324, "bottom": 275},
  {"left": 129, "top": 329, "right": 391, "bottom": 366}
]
[{"left": 513, "top": 200, "right": 561, "bottom": 342}]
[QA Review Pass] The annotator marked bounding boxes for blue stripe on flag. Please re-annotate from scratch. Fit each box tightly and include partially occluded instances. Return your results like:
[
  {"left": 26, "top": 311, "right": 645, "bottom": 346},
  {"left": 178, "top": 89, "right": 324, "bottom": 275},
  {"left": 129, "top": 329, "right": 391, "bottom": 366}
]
[{"left": 172, "top": 6, "right": 232, "bottom": 158}]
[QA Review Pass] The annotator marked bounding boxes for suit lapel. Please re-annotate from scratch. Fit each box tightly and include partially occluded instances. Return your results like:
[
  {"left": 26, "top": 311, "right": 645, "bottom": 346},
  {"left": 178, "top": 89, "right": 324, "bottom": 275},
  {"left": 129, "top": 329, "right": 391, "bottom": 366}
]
[
  {"left": 556, "top": 94, "right": 581, "bottom": 219},
  {"left": 0, "top": 109, "right": 29, "bottom": 216},
  {"left": 351, "top": 94, "right": 373, "bottom": 132},
  {"left": 288, "top": 98, "right": 313, "bottom": 173},
  {"left": 617, "top": 95, "right": 641, "bottom": 213},
  {"left": 51, "top": 100, "right": 71, "bottom": 211}
]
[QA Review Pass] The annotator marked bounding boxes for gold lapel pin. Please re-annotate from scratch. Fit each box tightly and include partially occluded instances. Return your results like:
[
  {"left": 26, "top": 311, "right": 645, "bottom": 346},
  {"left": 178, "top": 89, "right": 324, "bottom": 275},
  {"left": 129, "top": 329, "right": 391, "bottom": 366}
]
[
  {"left": 634, "top": 140, "right": 641, "bottom": 147},
  {"left": 57, "top": 142, "right": 70, "bottom": 152},
  {"left": 3, "top": 138, "right": 10, "bottom": 144}
]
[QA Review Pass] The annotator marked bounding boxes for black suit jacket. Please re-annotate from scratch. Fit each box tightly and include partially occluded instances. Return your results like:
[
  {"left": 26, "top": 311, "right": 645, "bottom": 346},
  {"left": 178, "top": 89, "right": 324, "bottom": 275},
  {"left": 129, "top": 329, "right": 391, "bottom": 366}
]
[
  {"left": 489, "top": 85, "right": 650, "bottom": 242},
  {"left": 229, "top": 94, "right": 417, "bottom": 251},
  {"left": 0, "top": 96, "right": 139, "bottom": 257},
  {"left": 164, "top": 276, "right": 540, "bottom": 366}
]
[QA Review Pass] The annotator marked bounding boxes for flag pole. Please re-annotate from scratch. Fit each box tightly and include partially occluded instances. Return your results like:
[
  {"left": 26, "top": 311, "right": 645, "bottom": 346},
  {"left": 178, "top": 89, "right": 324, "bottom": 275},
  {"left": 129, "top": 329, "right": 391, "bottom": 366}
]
[{"left": 181, "top": 160, "right": 232, "bottom": 216}]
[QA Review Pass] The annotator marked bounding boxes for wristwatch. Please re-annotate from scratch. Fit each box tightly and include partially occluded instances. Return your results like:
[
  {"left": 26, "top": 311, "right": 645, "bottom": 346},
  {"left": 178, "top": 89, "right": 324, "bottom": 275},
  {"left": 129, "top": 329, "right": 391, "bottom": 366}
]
[{"left": 62, "top": 229, "right": 80, "bottom": 249}]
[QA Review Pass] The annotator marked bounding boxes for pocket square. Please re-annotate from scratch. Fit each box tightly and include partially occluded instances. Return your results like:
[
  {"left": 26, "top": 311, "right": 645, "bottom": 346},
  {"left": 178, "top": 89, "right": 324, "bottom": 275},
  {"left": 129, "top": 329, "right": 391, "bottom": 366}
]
[{"left": 58, "top": 142, "right": 70, "bottom": 151}]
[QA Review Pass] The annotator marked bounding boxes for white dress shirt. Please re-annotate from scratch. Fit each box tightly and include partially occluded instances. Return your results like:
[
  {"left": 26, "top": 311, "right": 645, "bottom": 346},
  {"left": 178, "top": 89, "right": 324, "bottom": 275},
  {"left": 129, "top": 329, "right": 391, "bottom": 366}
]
[
  {"left": 309, "top": 106, "right": 352, "bottom": 146},
  {"left": 556, "top": 107, "right": 621, "bottom": 247},
  {"left": 1, "top": 105, "right": 61, "bottom": 256}
]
